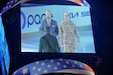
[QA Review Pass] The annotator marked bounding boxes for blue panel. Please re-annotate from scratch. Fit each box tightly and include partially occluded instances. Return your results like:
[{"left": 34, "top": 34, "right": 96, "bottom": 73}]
[{"left": 0, "top": 16, "right": 10, "bottom": 75}]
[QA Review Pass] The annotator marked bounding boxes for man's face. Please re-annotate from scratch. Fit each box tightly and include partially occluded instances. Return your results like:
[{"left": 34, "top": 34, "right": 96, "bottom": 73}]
[
  {"left": 64, "top": 14, "right": 69, "bottom": 22},
  {"left": 46, "top": 12, "right": 51, "bottom": 20}
]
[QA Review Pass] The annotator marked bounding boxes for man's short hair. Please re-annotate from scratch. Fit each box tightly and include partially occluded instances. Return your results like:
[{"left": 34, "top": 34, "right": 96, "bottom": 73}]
[
  {"left": 45, "top": 10, "right": 52, "bottom": 14},
  {"left": 64, "top": 12, "right": 69, "bottom": 16},
  {"left": 46, "top": 26, "right": 50, "bottom": 33}
]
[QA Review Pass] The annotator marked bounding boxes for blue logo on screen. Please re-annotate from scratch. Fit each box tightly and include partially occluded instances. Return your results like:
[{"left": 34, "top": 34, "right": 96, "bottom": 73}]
[
  {"left": 69, "top": 11, "right": 90, "bottom": 18},
  {"left": 27, "top": 14, "right": 45, "bottom": 27},
  {"left": 21, "top": 10, "right": 46, "bottom": 29}
]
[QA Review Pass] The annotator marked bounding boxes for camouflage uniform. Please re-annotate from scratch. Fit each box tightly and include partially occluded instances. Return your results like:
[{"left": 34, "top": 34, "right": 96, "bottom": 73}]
[{"left": 59, "top": 20, "right": 80, "bottom": 53}]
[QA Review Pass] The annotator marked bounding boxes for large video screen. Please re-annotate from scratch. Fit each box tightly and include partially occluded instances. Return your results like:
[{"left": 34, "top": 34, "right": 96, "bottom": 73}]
[{"left": 21, "top": 4, "right": 95, "bottom": 53}]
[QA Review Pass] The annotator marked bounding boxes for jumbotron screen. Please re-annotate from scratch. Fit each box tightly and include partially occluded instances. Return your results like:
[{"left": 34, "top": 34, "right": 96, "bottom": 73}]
[{"left": 20, "top": 1, "right": 95, "bottom": 53}]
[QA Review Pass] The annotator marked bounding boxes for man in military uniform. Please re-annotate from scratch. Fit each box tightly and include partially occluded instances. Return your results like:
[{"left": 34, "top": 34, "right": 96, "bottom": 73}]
[{"left": 59, "top": 12, "right": 80, "bottom": 53}]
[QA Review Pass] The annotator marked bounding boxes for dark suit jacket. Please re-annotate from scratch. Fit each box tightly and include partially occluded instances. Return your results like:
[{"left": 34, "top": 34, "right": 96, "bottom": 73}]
[
  {"left": 39, "top": 19, "right": 58, "bottom": 36},
  {"left": 39, "top": 34, "right": 60, "bottom": 52}
]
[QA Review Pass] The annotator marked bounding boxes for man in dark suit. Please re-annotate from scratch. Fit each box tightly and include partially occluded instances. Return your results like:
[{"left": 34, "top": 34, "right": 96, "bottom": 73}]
[
  {"left": 39, "top": 26, "right": 60, "bottom": 52},
  {"left": 39, "top": 10, "right": 58, "bottom": 36}
]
